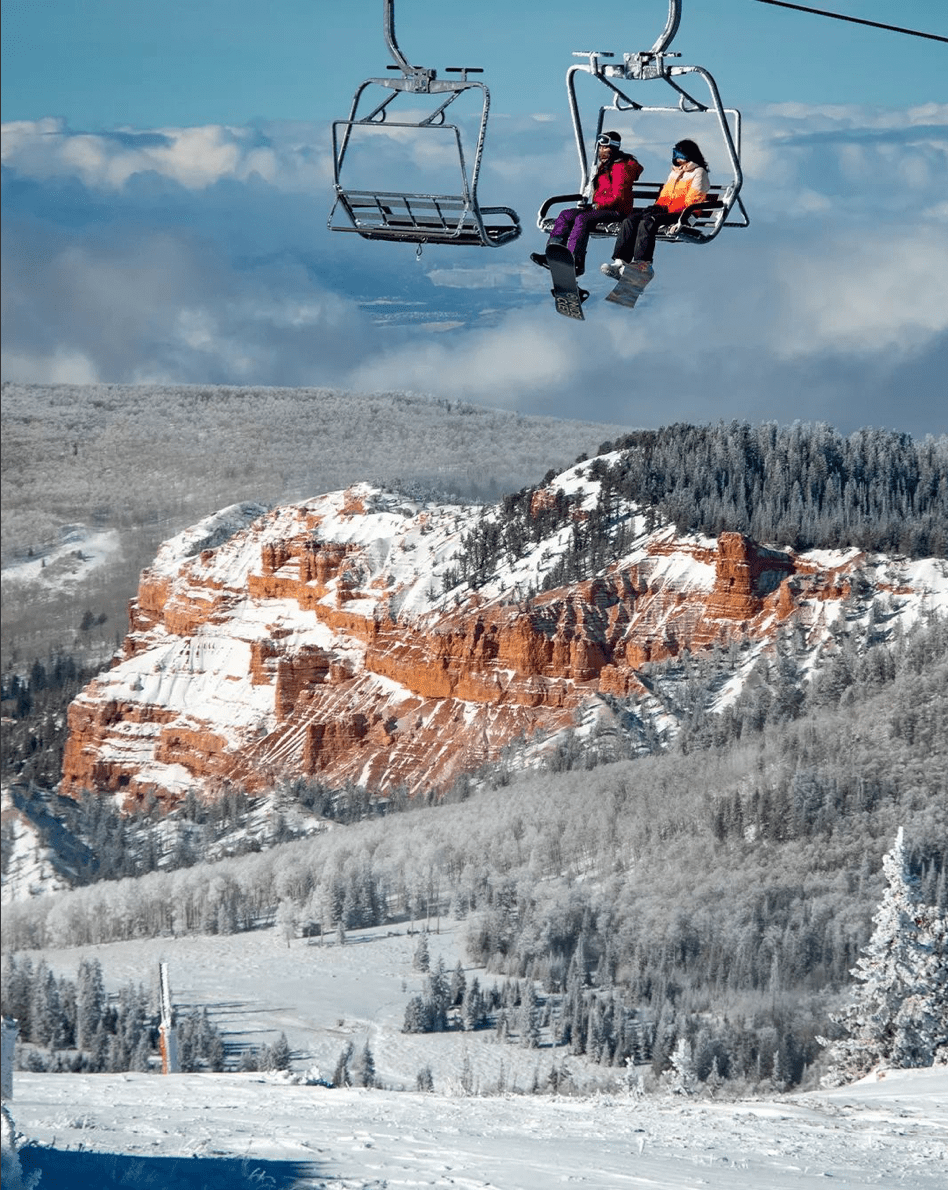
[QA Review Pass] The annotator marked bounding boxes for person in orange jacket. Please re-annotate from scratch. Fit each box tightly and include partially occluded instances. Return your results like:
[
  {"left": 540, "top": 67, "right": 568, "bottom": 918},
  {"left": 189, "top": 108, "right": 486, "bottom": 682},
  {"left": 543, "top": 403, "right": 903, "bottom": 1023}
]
[
  {"left": 531, "top": 131, "right": 642, "bottom": 278},
  {"left": 600, "top": 140, "right": 709, "bottom": 281}
]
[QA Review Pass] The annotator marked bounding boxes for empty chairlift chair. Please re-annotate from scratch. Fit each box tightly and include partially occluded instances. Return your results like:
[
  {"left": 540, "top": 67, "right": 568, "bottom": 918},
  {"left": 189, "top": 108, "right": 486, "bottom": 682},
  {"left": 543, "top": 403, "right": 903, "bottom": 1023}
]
[{"left": 328, "top": 0, "right": 521, "bottom": 249}]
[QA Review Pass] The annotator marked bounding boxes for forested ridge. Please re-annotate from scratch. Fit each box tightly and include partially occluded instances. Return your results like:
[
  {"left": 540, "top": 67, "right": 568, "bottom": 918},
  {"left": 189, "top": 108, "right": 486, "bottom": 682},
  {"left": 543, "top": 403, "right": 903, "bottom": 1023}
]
[
  {"left": 453, "top": 422, "right": 947, "bottom": 592},
  {"left": 600, "top": 423, "right": 947, "bottom": 555},
  {"left": 3, "top": 410, "right": 946, "bottom": 1091},
  {"left": 1, "top": 382, "right": 628, "bottom": 681},
  {"left": 4, "top": 614, "right": 945, "bottom": 1090}
]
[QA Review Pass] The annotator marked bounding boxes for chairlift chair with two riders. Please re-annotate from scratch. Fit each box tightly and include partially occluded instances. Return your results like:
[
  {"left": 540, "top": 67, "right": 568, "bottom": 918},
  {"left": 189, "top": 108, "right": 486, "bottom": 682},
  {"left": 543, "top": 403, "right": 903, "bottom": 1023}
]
[
  {"left": 328, "top": 0, "right": 521, "bottom": 251},
  {"left": 537, "top": 0, "right": 749, "bottom": 312}
]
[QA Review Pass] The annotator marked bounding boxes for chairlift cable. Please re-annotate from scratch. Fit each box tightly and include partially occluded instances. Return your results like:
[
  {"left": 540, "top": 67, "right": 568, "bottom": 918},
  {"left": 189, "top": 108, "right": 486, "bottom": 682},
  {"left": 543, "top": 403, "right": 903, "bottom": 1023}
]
[{"left": 751, "top": 0, "right": 948, "bottom": 45}]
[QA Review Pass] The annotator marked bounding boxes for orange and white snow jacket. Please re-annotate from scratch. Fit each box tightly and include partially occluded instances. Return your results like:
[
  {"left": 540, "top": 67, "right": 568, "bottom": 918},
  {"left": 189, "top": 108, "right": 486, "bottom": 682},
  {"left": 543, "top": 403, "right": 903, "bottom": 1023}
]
[{"left": 657, "top": 163, "right": 710, "bottom": 215}]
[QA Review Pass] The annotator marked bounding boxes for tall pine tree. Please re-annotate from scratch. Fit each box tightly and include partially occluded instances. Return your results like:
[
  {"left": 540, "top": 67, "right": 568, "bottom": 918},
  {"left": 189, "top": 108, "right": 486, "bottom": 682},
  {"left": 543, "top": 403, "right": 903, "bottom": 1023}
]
[{"left": 821, "top": 828, "right": 948, "bottom": 1085}]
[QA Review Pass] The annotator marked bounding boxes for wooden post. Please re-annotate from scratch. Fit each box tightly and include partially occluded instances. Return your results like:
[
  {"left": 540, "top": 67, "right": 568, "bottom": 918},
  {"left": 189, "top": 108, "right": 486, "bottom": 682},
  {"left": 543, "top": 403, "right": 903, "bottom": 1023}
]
[{"left": 158, "top": 963, "right": 180, "bottom": 1074}]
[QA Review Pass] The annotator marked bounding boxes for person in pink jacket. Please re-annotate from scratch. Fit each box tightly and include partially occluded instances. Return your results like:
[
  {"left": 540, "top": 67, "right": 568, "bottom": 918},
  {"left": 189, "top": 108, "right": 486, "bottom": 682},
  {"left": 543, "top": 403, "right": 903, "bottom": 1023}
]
[
  {"left": 600, "top": 139, "right": 710, "bottom": 281},
  {"left": 531, "top": 131, "right": 643, "bottom": 278}
]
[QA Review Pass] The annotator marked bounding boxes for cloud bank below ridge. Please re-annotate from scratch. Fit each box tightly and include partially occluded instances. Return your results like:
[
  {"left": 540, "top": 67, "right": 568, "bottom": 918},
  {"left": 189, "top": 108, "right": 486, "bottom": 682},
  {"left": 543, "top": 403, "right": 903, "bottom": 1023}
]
[{"left": 2, "top": 105, "right": 946, "bottom": 436}]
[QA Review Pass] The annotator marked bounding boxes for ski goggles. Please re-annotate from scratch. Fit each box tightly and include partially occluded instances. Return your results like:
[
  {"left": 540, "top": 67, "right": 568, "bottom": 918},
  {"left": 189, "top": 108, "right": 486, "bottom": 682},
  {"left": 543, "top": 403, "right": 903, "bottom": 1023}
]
[
  {"left": 672, "top": 149, "right": 688, "bottom": 162},
  {"left": 597, "top": 135, "right": 621, "bottom": 147}
]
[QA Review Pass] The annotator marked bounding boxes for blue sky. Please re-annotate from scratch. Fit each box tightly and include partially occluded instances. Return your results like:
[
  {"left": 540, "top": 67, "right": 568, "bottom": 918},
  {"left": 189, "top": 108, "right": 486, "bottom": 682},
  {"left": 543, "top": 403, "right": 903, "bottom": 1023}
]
[
  {"left": 2, "top": 2, "right": 947, "bottom": 439},
  {"left": 3, "top": 1, "right": 947, "bottom": 123}
]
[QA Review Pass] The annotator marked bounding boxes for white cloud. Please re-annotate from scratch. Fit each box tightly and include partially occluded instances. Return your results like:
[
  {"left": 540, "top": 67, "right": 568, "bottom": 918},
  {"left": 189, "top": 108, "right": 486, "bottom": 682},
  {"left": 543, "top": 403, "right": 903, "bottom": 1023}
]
[
  {"left": 2, "top": 103, "right": 946, "bottom": 435},
  {"left": 771, "top": 226, "right": 948, "bottom": 358},
  {"left": 0, "top": 117, "right": 331, "bottom": 191},
  {"left": 0, "top": 347, "right": 100, "bottom": 385},
  {"left": 347, "top": 307, "right": 589, "bottom": 403}
]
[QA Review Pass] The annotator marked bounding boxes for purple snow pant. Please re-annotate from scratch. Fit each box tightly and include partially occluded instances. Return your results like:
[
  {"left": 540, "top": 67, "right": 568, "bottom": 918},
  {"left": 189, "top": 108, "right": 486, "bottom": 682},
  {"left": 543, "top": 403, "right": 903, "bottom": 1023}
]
[{"left": 550, "top": 206, "right": 623, "bottom": 276}]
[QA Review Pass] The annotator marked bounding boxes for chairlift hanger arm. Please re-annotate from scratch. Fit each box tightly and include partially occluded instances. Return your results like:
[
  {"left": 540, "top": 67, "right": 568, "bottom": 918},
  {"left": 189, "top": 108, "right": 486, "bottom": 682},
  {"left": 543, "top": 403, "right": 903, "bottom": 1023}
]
[
  {"left": 651, "top": 0, "right": 682, "bottom": 54},
  {"left": 382, "top": 0, "right": 434, "bottom": 91},
  {"left": 380, "top": 0, "right": 491, "bottom": 93}
]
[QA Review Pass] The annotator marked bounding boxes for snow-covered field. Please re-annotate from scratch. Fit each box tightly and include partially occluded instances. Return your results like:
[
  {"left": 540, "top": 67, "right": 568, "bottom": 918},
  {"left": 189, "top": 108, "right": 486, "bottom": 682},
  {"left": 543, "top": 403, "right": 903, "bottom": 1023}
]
[
  {"left": 1, "top": 524, "right": 122, "bottom": 594},
  {"left": 9, "top": 1066, "right": 947, "bottom": 1189},
  {"left": 6, "top": 922, "right": 947, "bottom": 1189}
]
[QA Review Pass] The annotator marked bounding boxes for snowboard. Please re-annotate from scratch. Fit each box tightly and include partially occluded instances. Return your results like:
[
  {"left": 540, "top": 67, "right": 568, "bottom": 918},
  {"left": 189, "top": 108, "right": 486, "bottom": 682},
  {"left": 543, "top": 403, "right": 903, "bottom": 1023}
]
[
  {"left": 546, "top": 243, "right": 588, "bottom": 321},
  {"left": 605, "top": 263, "right": 654, "bottom": 309}
]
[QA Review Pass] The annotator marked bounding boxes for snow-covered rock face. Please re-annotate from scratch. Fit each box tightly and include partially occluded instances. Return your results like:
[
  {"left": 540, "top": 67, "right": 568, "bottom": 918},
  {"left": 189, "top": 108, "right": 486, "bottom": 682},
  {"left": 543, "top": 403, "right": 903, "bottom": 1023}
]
[
  {"left": 0, "top": 792, "right": 74, "bottom": 903},
  {"left": 60, "top": 472, "right": 947, "bottom": 809}
]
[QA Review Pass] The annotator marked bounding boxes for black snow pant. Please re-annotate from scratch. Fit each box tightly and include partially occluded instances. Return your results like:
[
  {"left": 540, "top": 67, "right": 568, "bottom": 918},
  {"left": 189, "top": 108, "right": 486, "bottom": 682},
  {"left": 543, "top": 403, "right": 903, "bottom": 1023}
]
[{"left": 613, "top": 205, "right": 679, "bottom": 263}]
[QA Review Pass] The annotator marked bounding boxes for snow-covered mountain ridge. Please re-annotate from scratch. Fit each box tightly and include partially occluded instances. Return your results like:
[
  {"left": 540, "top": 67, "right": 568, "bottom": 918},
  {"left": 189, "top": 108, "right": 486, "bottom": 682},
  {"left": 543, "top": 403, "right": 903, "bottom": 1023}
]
[{"left": 61, "top": 458, "right": 948, "bottom": 808}]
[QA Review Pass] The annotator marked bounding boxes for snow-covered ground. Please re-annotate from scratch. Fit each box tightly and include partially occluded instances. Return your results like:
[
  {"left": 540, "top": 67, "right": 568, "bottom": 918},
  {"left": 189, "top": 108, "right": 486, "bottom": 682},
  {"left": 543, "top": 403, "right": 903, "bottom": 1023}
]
[
  {"left": 6, "top": 922, "right": 947, "bottom": 1189},
  {"left": 0, "top": 791, "right": 74, "bottom": 905},
  {"left": 1, "top": 524, "right": 122, "bottom": 594},
  {"left": 8, "top": 1066, "right": 946, "bottom": 1189}
]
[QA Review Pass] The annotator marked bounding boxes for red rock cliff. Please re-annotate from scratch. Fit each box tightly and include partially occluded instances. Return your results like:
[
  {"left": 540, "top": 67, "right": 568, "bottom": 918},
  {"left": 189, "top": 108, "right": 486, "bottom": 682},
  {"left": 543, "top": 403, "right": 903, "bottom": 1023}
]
[{"left": 58, "top": 484, "right": 928, "bottom": 810}]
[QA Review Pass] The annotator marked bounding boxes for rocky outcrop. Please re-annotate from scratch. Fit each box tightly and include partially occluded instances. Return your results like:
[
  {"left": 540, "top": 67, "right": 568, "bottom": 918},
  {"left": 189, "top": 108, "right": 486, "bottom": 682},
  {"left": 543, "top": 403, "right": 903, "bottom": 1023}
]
[
  {"left": 705, "top": 532, "right": 797, "bottom": 620},
  {"left": 59, "top": 482, "right": 944, "bottom": 811}
]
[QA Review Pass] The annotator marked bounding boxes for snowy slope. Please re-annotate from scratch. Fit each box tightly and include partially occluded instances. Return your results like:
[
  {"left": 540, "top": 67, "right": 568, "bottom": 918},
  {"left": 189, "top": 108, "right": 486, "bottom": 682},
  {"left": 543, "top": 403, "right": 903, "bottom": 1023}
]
[
  {"left": 9, "top": 1064, "right": 946, "bottom": 1189},
  {"left": 8, "top": 921, "right": 947, "bottom": 1189},
  {"left": 0, "top": 524, "right": 122, "bottom": 596},
  {"left": 0, "top": 791, "right": 75, "bottom": 905}
]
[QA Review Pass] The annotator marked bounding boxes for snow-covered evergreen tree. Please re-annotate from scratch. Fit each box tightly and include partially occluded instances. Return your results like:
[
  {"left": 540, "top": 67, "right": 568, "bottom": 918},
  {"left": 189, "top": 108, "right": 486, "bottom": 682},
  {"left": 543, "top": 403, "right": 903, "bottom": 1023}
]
[
  {"left": 332, "top": 1041, "right": 353, "bottom": 1086},
  {"left": 402, "top": 995, "right": 432, "bottom": 1034},
  {"left": 275, "top": 899, "right": 298, "bottom": 948},
  {"left": 412, "top": 934, "right": 430, "bottom": 973},
  {"left": 898, "top": 903, "right": 948, "bottom": 1066},
  {"left": 668, "top": 1037, "right": 698, "bottom": 1094},
  {"left": 449, "top": 960, "right": 466, "bottom": 1007},
  {"left": 267, "top": 1031, "right": 292, "bottom": 1071},
  {"left": 351, "top": 1041, "right": 376, "bottom": 1088},
  {"left": 519, "top": 984, "right": 541, "bottom": 1049},
  {"left": 821, "top": 828, "right": 948, "bottom": 1085},
  {"left": 462, "top": 977, "right": 484, "bottom": 1031}
]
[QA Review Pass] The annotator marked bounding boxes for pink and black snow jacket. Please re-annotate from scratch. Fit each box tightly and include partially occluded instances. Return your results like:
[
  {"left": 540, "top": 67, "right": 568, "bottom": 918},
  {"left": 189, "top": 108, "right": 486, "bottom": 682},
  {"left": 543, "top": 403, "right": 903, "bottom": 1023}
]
[{"left": 591, "top": 155, "right": 643, "bottom": 215}]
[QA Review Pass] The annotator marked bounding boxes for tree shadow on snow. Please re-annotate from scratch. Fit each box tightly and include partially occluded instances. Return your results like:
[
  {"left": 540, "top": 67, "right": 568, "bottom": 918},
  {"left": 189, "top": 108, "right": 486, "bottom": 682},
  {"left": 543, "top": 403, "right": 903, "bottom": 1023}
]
[{"left": 18, "top": 1144, "right": 317, "bottom": 1189}]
